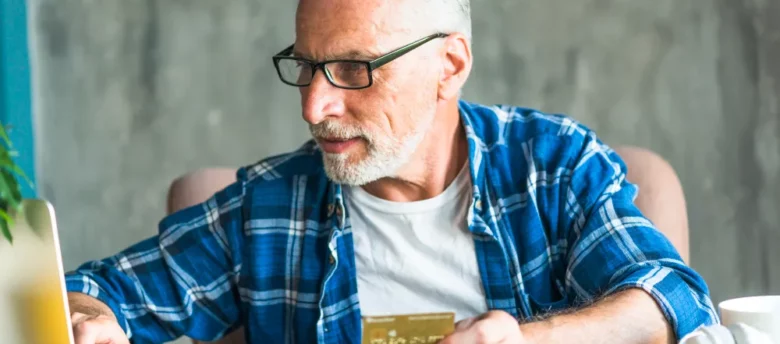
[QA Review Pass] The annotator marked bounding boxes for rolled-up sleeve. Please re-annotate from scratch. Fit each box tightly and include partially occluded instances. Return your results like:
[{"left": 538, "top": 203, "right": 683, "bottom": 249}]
[
  {"left": 65, "top": 178, "right": 246, "bottom": 343},
  {"left": 564, "top": 136, "right": 719, "bottom": 339}
]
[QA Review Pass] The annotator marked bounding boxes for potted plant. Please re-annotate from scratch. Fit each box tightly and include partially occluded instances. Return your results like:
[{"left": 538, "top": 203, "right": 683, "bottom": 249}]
[
  {"left": 0, "top": 124, "right": 71, "bottom": 343},
  {"left": 0, "top": 122, "right": 31, "bottom": 244}
]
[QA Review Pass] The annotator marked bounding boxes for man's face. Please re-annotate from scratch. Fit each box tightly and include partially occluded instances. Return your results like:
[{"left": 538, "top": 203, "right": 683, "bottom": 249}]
[{"left": 295, "top": 0, "right": 441, "bottom": 185}]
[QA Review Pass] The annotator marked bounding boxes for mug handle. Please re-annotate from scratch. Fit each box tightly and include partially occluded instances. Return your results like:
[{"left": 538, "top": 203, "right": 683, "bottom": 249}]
[
  {"left": 727, "top": 323, "right": 772, "bottom": 344},
  {"left": 679, "top": 325, "right": 735, "bottom": 344}
]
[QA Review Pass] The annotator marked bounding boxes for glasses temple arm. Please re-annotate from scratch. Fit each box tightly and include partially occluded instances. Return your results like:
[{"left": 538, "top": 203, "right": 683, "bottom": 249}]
[{"left": 370, "top": 33, "right": 449, "bottom": 69}]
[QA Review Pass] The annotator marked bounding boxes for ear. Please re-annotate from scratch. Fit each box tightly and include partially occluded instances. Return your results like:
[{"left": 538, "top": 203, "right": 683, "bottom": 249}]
[{"left": 438, "top": 33, "right": 473, "bottom": 100}]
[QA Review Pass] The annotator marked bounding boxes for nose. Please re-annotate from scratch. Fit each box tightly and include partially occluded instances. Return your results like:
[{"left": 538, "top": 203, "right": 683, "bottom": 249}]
[{"left": 300, "top": 69, "right": 345, "bottom": 125}]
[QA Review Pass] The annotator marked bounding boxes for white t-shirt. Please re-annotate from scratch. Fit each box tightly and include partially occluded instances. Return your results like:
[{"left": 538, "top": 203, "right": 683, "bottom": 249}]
[{"left": 345, "top": 165, "right": 488, "bottom": 321}]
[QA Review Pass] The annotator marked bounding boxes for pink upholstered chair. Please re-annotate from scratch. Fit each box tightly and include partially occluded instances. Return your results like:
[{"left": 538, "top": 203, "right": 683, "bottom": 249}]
[
  {"left": 614, "top": 147, "right": 689, "bottom": 262},
  {"left": 165, "top": 147, "right": 690, "bottom": 344},
  {"left": 166, "top": 168, "right": 246, "bottom": 344}
]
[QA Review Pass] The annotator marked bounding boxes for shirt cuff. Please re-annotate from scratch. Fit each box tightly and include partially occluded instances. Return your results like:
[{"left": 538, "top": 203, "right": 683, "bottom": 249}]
[
  {"left": 605, "top": 266, "right": 719, "bottom": 339},
  {"left": 65, "top": 273, "right": 132, "bottom": 338}
]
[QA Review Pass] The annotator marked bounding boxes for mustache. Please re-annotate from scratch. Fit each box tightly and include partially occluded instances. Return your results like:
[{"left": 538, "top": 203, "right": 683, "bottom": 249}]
[{"left": 309, "top": 121, "right": 371, "bottom": 141}]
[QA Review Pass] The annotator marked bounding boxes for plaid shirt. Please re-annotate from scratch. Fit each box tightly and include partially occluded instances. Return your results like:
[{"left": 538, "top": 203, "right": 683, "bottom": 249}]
[{"left": 66, "top": 100, "right": 718, "bottom": 343}]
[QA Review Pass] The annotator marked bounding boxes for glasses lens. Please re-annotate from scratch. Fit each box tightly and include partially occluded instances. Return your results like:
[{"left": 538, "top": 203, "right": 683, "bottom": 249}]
[
  {"left": 276, "top": 59, "right": 313, "bottom": 85},
  {"left": 325, "top": 62, "right": 370, "bottom": 88}
]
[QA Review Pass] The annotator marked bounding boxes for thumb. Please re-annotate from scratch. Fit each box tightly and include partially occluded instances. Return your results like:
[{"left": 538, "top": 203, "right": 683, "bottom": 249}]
[
  {"left": 454, "top": 317, "right": 478, "bottom": 331},
  {"left": 72, "top": 314, "right": 129, "bottom": 344}
]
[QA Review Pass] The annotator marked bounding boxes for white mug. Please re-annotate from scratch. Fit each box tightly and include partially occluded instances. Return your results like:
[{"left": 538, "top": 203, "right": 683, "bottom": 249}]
[{"left": 719, "top": 295, "right": 780, "bottom": 342}]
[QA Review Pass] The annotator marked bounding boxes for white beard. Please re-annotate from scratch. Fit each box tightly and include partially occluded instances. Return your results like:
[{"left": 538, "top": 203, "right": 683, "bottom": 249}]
[{"left": 311, "top": 110, "right": 435, "bottom": 186}]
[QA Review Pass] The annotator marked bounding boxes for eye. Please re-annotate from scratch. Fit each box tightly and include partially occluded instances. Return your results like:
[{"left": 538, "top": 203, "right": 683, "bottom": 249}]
[{"left": 341, "top": 62, "right": 363, "bottom": 72}]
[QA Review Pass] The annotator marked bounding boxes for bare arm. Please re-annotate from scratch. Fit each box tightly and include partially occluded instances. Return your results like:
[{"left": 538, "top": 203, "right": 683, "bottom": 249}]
[
  {"left": 443, "top": 289, "right": 673, "bottom": 344},
  {"left": 522, "top": 289, "right": 673, "bottom": 343},
  {"left": 68, "top": 292, "right": 117, "bottom": 319},
  {"left": 67, "top": 292, "right": 129, "bottom": 344}
]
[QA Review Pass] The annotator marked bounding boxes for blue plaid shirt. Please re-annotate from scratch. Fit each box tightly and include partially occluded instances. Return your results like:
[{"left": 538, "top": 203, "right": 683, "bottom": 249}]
[{"left": 66, "top": 100, "right": 718, "bottom": 343}]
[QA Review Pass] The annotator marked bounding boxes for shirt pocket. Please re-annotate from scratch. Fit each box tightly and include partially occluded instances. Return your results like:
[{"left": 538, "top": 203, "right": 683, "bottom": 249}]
[{"left": 527, "top": 293, "right": 571, "bottom": 316}]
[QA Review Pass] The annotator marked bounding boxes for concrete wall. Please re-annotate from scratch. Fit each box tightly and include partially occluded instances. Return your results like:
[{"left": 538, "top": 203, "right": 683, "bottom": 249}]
[{"left": 30, "top": 0, "right": 779, "bottom": 320}]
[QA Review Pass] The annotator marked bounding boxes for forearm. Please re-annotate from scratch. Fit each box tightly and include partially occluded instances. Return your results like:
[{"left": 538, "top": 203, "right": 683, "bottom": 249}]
[
  {"left": 521, "top": 289, "right": 673, "bottom": 344},
  {"left": 67, "top": 292, "right": 118, "bottom": 320},
  {"left": 64, "top": 198, "right": 245, "bottom": 342}
]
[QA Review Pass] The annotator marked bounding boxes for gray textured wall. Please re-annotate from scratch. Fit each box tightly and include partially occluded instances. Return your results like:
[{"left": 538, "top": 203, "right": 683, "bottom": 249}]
[{"left": 30, "top": 0, "right": 779, "bottom": 320}]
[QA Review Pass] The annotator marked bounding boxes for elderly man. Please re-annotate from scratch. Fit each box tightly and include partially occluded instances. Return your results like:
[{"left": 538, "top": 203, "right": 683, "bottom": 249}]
[{"left": 66, "top": 0, "right": 718, "bottom": 343}]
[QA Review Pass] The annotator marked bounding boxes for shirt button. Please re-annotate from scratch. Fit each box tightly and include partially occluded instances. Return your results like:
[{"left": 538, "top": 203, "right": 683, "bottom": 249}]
[
  {"left": 475, "top": 200, "right": 483, "bottom": 211},
  {"left": 329, "top": 255, "right": 335, "bottom": 264},
  {"left": 327, "top": 204, "right": 335, "bottom": 216}
]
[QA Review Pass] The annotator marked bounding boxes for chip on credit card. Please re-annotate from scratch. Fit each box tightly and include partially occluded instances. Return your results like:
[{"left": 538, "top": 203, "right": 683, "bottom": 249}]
[{"left": 361, "top": 312, "right": 455, "bottom": 344}]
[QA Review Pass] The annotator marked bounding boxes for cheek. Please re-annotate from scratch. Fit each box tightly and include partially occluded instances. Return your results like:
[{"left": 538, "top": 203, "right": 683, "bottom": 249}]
[
  {"left": 343, "top": 86, "right": 396, "bottom": 135},
  {"left": 377, "top": 78, "right": 416, "bottom": 131},
  {"left": 384, "top": 86, "right": 430, "bottom": 137},
  {"left": 349, "top": 66, "right": 435, "bottom": 139}
]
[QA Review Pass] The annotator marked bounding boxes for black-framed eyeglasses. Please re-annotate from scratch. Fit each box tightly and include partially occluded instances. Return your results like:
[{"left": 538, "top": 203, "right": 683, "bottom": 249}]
[{"left": 272, "top": 33, "right": 449, "bottom": 90}]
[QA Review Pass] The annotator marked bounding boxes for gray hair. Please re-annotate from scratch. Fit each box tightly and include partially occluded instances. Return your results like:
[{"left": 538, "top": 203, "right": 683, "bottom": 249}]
[{"left": 422, "top": 0, "right": 472, "bottom": 42}]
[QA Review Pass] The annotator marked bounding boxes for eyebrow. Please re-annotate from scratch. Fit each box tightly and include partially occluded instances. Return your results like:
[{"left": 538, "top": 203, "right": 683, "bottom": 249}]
[{"left": 292, "top": 49, "right": 379, "bottom": 61}]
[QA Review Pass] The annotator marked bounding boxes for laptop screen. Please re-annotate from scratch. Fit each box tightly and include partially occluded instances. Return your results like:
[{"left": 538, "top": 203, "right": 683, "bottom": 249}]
[{"left": 0, "top": 200, "right": 74, "bottom": 343}]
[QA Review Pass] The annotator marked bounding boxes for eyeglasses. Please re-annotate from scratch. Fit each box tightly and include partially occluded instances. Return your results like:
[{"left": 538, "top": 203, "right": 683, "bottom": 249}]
[{"left": 272, "top": 33, "right": 449, "bottom": 90}]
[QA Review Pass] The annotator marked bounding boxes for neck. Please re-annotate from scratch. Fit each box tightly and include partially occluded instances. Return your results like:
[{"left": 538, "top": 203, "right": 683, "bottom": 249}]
[{"left": 361, "top": 100, "right": 468, "bottom": 202}]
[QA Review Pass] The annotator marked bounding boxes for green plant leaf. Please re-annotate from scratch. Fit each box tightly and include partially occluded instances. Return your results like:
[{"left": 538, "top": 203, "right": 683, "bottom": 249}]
[
  {"left": 0, "top": 125, "right": 31, "bottom": 187},
  {"left": 0, "top": 209, "right": 12, "bottom": 244},
  {"left": 0, "top": 124, "right": 12, "bottom": 149},
  {"left": 0, "top": 158, "right": 32, "bottom": 188},
  {"left": 0, "top": 172, "right": 14, "bottom": 203},
  {"left": 0, "top": 121, "right": 28, "bottom": 245},
  {"left": 0, "top": 170, "right": 21, "bottom": 207},
  {"left": 0, "top": 208, "right": 14, "bottom": 228}
]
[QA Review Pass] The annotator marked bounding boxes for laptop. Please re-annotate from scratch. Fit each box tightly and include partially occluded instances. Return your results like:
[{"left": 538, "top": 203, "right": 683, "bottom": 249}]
[{"left": 0, "top": 199, "right": 75, "bottom": 343}]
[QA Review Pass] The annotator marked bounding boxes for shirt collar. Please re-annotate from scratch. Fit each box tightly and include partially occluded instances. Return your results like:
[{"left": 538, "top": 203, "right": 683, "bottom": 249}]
[
  {"left": 327, "top": 99, "right": 490, "bottom": 230},
  {"left": 458, "top": 100, "right": 487, "bottom": 212}
]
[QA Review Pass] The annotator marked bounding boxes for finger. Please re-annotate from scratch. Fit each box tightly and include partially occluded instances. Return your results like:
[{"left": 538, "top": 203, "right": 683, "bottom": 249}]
[
  {"left": 73, "top": 317, "right": 129, "bottom": 344},
  {"left": 70, "top": 312, "right": 91, "bottom": 326},
  {"left": 441, "top": 318, "right": 506, "bottom": 344},
  {"left": 73, "top": 320, "right": 100, "bottom": 344},
  {"left": 481, "top": 311, "right": 524, "bottom": 343},
  {"left": 454, "top": 317, "right": 477, "bottom": 331}
]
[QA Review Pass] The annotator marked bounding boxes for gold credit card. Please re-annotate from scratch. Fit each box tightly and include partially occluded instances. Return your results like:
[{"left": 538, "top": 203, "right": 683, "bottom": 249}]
[{"left": 361, "top": 312, "right": 455, "bottom": 344}]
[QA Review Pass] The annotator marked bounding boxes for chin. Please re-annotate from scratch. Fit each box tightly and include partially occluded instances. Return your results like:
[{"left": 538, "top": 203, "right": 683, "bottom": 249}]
[{"left": 321, "top": 155, "right": 388, "bottom": 186}]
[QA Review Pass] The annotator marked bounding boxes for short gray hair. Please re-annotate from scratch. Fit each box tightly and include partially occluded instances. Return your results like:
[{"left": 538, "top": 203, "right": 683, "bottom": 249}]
[{"left": 422, "top": 0, "right": 472, "bottom": 42}]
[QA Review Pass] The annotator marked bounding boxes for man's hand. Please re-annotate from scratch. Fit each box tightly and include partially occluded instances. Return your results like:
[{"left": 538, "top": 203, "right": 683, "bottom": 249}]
[
  {"left": 68, "top": 292, "right": 129, "bottom": 344},
  {"left": 71, "top": 312, "right": 129, "bottom": 344},
  {"left": 70, "top": 313, "right": 130, "bottom": 344},
  {"left": 439, "top": 311, "right": 525, "bottom": 344},
  {"left": 441, "top": 289, "right": 673, "bottom": 344}
]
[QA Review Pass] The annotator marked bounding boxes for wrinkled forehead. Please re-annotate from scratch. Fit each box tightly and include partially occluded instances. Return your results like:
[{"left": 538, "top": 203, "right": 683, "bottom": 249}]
[{"left": 294, "top": 0, "right": 418, "bottom": 59}]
